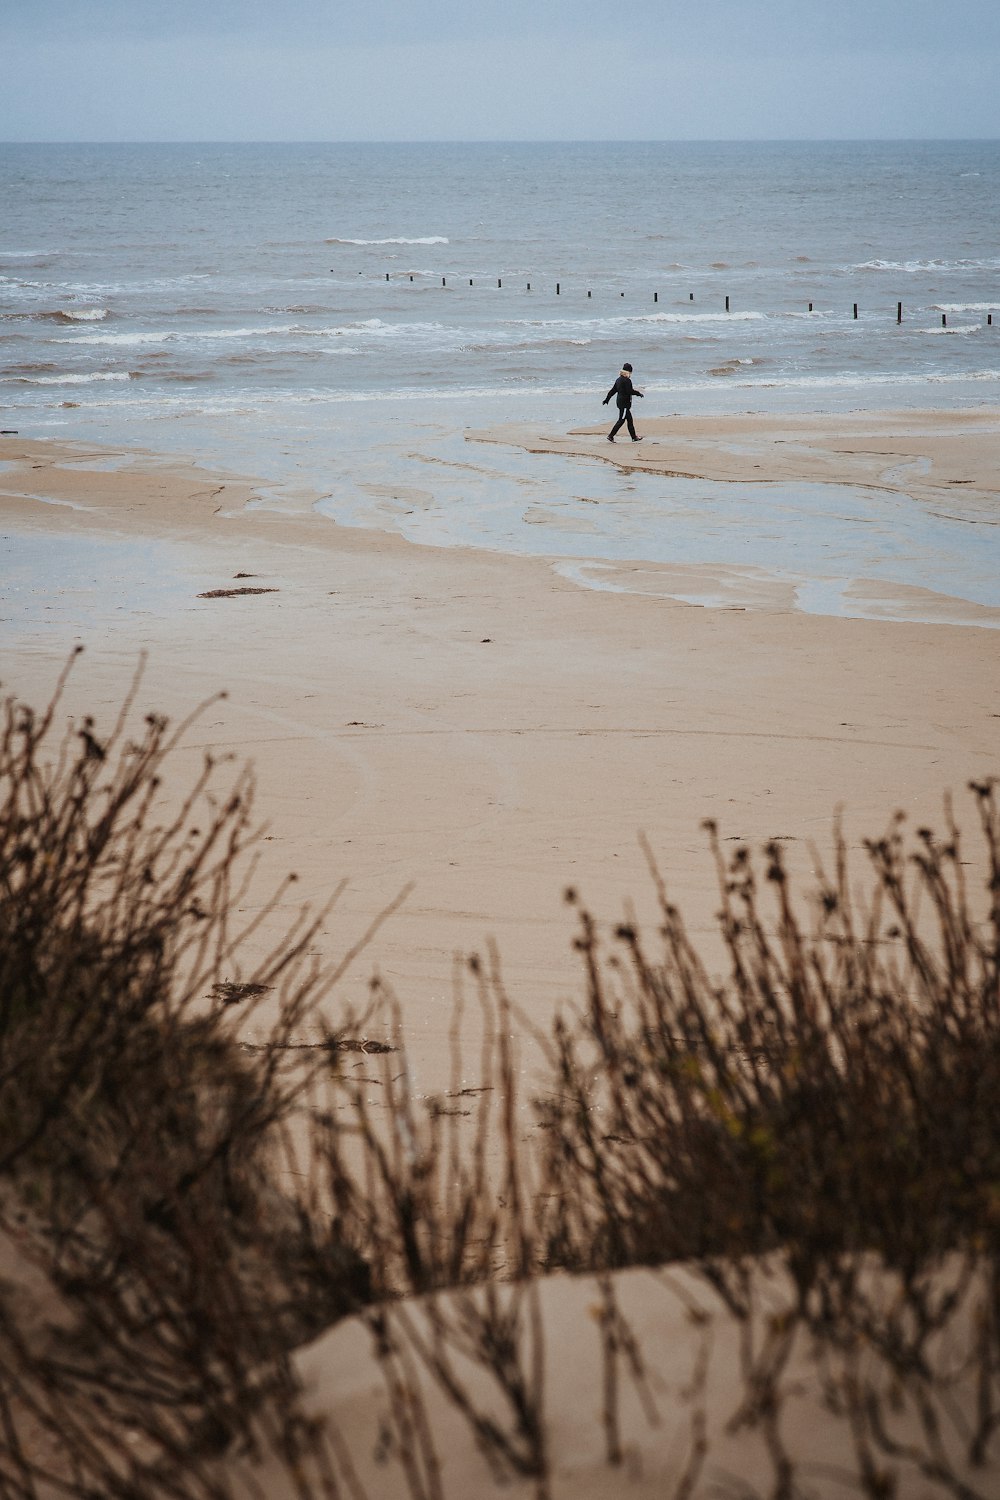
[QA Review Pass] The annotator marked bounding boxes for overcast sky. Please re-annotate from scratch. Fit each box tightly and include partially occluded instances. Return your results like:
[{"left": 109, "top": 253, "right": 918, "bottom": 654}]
[{"left": 3, "top": 0, "right": 999, "bottom": 141}]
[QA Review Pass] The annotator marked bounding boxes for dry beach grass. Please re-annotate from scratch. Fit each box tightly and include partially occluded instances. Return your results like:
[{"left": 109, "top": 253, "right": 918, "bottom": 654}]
[{"left": 0, "top": 668, "right": 998, "bottom": 1497}]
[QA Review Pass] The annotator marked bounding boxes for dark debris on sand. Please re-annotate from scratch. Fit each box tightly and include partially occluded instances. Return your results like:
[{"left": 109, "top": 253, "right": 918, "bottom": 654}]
[
  {"left": 197, "top": 586, "right": 279, "bottom": 599},
  {"left": 211, "top": 981, "right": 273, "bottom": 1005}
]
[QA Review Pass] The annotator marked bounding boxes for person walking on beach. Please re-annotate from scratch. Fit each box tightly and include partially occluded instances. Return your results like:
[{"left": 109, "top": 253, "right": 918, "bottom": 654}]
[{"left": 603, "top": 362, "right": 644, "bottom": 442}]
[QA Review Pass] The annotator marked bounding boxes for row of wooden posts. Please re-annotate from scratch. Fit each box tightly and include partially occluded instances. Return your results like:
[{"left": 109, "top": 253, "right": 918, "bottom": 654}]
[{"left": 381, "top": 272, "right": 995, "bottom": 326}]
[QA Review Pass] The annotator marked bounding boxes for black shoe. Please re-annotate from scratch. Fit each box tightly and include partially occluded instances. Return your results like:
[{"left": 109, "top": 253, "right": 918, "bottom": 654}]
[
  {"left": 631, "top": 436, "right": 643, "bottom": 442},
  {"left": 607, "top": 435, "right": 615, "bottom": 442}
]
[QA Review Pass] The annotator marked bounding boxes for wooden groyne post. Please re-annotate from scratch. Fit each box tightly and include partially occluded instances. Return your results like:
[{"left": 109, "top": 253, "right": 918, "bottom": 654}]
[{"left": 380, "top": 276, "right": 1000, "bottom": 331}]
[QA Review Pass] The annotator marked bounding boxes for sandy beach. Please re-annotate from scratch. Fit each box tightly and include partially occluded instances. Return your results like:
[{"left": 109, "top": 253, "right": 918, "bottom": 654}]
[
  {"left": 3, "top": 411, "right": 999, "bottom": 1062},
  {"left": 3, "top": 410, "right": 1000, "bottom": 1496}
]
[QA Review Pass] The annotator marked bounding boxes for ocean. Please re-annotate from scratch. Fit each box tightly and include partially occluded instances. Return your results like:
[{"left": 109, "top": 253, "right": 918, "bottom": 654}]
[{"left": 2, "top": 140, "right": 999, "bottom": 620}]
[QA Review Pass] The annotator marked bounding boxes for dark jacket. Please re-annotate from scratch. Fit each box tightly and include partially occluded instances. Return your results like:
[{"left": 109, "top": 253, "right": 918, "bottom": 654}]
[{"left": 603, "top": 373, "right": 643, "bottom": 410}]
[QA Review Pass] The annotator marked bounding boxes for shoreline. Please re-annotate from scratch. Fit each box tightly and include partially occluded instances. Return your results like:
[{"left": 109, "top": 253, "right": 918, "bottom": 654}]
[{"left": 2, "top": 425, "right": 999, "bottom": 1082}]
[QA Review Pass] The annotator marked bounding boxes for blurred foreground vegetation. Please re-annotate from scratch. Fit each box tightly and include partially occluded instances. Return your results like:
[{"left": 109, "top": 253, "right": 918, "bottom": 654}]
[{"left": 1, "top": 660, "right": 998, "bottom": 1498}]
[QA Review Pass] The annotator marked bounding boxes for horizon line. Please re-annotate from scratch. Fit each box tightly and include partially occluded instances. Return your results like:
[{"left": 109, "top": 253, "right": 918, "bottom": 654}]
[{"left": 4, "top": 135, "right": 1000, "bottom": 147}]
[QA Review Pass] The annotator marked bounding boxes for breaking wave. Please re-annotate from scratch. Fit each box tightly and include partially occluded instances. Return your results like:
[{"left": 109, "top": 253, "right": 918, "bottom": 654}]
[
  {"left": 854, "top": 257, "right": 1000, "bottom": 274},
  {"left": 931, "top": 302, "right": 999, "bottom": 313},
  {"left": 8, "top": 370, "right": 132, "bottom": 386},
  {"left": 48, "top": 307, "right": 110, "bottom": 323}
]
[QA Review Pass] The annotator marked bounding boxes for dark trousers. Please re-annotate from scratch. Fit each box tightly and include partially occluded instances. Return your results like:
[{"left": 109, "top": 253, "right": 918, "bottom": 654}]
[{"left": 609, "top": 405, "right": 636, "bottom": 439}]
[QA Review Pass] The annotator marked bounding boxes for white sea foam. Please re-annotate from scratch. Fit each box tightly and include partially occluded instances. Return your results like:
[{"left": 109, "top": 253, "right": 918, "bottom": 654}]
[
  {"left": 70, "top": 326, "right": 292, "bottom": 346},
  {"left": 68, "top": 317, "right": 404, "bottom": 347},
  {"left": 932, "top": 303, "right": 999, "bottom": 313},
  {"left": 708, "top": 369, "right": 1000, "bottom": 391},
  {"left": 497, "top": 312, "right": 765, "bottom": 336},
  {"left": 326, "top": 236, "right": 450, "bottom": 246},
  {"left": 854, "top": 257, "right": 1000, "bottom": 274},
  {"left": 13, "top": 371, "right": 131, "bottom": 385},
  {"left": 66, "top": 330, "right": 175, "bottom": 346}
]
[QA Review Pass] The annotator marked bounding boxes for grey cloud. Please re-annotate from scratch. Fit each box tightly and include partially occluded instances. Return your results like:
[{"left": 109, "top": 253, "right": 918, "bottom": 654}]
[
  {"left": 2, "top": 0, "right": 998, "bottom": 140},
  {"left": 8, "top": 0, "right": 1000, "bottom": 49}
]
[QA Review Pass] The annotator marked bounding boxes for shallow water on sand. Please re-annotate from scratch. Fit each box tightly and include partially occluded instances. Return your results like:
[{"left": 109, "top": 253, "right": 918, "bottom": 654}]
[
  {"left": 0, "top": 530, "right": 207, "bottom": 639},
  {"left": 311, "top": 423, "right": 1000, "bottom": 622}
]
